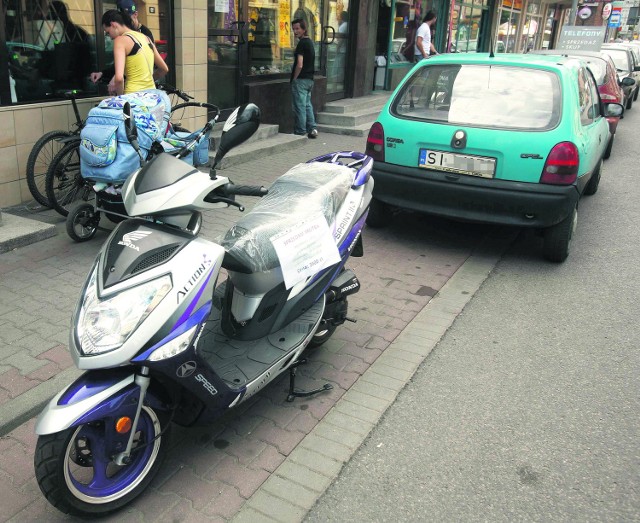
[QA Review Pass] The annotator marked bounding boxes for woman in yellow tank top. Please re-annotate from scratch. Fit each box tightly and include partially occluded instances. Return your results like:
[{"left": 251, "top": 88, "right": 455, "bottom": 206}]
[{"left": 102, "top": 10, "right": 168, "bottom": 95}]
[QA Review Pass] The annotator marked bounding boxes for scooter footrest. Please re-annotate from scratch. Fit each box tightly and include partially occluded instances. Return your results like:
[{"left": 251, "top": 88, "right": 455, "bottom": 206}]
[{"left": 198, "top": 298, "right": 324, "bottom": 389}]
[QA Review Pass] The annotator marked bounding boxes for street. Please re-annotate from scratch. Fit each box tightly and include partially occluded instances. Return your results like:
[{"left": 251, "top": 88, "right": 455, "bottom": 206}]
[
  {"left": 306, "top": 101, "right": 640, "bottom": 519},
  {"left": 0, "top": 132, "right": 504, "bottom": 521},
  {"left": 1, "top": 104, "right": 639, "bottom": 522}
]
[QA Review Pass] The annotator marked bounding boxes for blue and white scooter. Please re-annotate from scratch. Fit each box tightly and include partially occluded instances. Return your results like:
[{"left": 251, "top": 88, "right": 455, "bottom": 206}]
[{"left": 33, "top": 103, "right": 374, "bottom": 516}]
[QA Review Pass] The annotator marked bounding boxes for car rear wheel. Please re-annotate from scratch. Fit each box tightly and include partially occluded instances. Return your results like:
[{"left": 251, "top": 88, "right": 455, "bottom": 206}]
[
  {"left": 626, "top": 94, "right": 633, "bottom": 110},
  {"left": 584, "top": 159, "right": 602, "bottom": 196},
  {"left": 603, "top": 134, "right": 614, "bottom": 160},
  {"left": 366, "top": 198, "right": 391, "bottom": 228},
  {"left": 543, "top": 205, "right": 577, "bottom": 263}
]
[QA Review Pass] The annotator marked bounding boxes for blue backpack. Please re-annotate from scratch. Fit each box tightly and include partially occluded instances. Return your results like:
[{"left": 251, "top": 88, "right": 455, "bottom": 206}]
[{"left": 79, "top": 90, "right": 171, "bottom": 183}]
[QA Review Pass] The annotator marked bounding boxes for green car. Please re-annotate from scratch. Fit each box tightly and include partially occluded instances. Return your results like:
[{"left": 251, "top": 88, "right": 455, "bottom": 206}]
[{"left": 365, "top": 53, "right": 623, "bottom": 262}]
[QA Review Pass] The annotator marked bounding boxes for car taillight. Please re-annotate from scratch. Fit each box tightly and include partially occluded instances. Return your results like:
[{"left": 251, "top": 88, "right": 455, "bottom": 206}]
[
  {"left": 366, "top": 122, "right": 385, "bottom": 162},
  {"left": 600, "top": 93, "right": 618, "bottom": 102},
  {"left": 540, "top": 142, "right": 579, "bottom": 185}
]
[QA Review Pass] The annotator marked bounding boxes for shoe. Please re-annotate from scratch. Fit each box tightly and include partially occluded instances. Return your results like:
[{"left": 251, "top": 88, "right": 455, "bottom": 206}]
[{"left": 308, "top": 129, "right": 318, "bottom": 139}]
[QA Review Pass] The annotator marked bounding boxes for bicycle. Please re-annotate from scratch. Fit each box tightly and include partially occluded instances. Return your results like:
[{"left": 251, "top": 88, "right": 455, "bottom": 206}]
[
  {"left": 26, "top": 91, "right": 84, "bottom": 208},
  {"left": 44, "top": 86, "right": 210, "bottom": 217}
]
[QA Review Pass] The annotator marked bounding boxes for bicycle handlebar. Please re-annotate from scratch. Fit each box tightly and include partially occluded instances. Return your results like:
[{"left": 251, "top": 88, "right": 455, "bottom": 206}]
[
  {"left": 158, "top": 83, "right": 193, "bottom": 101},
  {"left": 171, "top": 102, "right": 221, "bottom": 119}
]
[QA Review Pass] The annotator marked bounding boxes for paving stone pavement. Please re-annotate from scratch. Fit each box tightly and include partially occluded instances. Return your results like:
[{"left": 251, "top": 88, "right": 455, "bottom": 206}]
[{"left": 0, "top": 132, "right": 513, "bottom": 521}]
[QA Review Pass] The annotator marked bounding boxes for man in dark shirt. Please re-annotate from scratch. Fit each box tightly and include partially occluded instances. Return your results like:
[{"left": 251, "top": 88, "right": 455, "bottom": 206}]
[
  {"left": 290, "top": 18, "right": 318, "bottom": 138},
  {"left": 117, "top": 0, "right": 155, "bottom": 43},
  {"left": 89, "top": 0, "right": 155, "bottom": 86}
]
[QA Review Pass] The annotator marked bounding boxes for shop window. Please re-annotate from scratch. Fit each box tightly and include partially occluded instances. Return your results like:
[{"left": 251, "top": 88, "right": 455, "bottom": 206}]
[
  {"left": 245, "top": 0, "right": 322, "bottom": 76},
  {"left": 2, "top": 0, "right": 98, "bottom": 105},
  {"left": 497, "top": 0, "right": 521, "bottom": 53},
  {"left": 450, "top": 1, "right": 486, "bottom": 53},
  {"left": 1, "top": 0, "right": 173, "bottom": 106},
  {"left": 521, "top": 0, "right": 542, "bottom": 52}
]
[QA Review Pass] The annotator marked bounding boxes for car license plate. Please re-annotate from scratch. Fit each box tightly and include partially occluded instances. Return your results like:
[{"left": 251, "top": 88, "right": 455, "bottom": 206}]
[{"left": 419, "top": 149, "right": 496, "bottom": 178}]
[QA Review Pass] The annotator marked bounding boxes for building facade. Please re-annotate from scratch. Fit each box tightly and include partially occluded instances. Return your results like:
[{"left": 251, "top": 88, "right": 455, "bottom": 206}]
[{"left": 0, "top": 0, "right": 605, "bottom": 208}]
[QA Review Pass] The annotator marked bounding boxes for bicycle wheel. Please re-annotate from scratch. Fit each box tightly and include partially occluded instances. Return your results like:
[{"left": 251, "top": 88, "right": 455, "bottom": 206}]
[
  {"left": 45, "top": 140, "right": 89, "bottom": 217},
  {"left": 26, "top": 130, "right": 74, "bottom": 207}
]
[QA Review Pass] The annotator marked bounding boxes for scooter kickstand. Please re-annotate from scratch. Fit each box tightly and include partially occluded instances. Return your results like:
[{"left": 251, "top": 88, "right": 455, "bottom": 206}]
[{"left": 286, "top": 359, "right": 333, "bottom": 402}]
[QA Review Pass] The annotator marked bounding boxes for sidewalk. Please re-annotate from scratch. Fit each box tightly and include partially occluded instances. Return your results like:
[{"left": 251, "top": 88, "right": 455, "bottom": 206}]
[{"left": 0, "top": 133, "right": 514, "bottom": 521}]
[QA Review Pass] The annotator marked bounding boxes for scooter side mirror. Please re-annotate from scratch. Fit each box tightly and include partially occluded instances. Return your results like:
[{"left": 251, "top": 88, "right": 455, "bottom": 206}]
[{"left": 212, "top": 103, "right": 260, "bottom": 169}]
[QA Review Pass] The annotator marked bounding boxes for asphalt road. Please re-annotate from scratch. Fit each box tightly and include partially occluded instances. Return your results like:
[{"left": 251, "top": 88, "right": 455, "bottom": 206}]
[{"left": 305, "top": 107, "right": 640, "bottom": 521}]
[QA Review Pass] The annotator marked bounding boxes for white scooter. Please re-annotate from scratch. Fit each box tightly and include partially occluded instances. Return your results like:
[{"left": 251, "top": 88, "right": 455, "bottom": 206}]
[{"left": 33, "top": 103, "right": 374, "bottom": 516}]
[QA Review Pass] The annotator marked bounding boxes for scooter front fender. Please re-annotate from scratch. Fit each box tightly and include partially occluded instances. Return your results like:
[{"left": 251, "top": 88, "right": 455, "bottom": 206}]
[{"left": 35, "top": 368, "right": 146, "bottom": 435}]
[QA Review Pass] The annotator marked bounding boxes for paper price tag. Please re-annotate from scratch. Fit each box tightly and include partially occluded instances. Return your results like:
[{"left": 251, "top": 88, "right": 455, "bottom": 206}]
[{"left": 270, "top": 216, "right": 341, "bottom": 289}]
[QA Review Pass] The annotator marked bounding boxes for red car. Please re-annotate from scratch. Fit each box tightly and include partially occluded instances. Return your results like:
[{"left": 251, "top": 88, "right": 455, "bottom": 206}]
[{"left": 531, "top": 50, "right": 628, "bottom": 158}]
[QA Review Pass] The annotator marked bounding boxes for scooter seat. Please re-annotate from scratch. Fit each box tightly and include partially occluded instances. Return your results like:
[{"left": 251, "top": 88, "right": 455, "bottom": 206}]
[{"left": 221, "top": 162, "right": 355, "bottom": 274}]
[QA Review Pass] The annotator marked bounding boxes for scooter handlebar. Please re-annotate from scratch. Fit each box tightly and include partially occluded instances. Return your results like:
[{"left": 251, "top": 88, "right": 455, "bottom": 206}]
[{"left": 225, "top": 184, "right": 268, "bottom": 197}]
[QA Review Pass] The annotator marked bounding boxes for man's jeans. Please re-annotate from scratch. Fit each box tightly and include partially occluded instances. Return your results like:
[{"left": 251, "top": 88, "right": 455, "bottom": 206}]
[{"left": 291, "top": 78, "right": 316, "bottom": 135}]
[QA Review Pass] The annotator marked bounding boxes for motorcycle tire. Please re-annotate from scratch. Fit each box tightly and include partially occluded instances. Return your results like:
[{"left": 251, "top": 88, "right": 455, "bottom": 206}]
[
  {"left": 308, "top": 322, "right": 338, "bottom": 348},
  {"left": 34, "top": 406, "right": 169, "bottom": 517}
]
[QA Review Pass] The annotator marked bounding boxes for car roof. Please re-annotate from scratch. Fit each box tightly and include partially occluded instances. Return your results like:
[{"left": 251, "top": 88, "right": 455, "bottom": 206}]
[
  {"left": 423, "top": 52, "right": 583, "bottom": 75},
  {"left": 530, "top": 49, "right": 607, "bottom": 59},
  {"left": 602, "top": 43, "right": 632, "bottom": 51}
]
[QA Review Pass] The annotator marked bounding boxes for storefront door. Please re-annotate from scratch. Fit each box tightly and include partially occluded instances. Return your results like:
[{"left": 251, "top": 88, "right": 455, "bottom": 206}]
[
  {"left": 322, "top": 0, "right": 350, "bottom": 100},
  {"left": 208, "top": 0, "right": 244, "bottom": 117}
]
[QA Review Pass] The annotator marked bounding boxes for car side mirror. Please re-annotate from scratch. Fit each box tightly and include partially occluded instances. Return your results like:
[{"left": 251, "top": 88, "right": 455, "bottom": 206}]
[
  {"left": 622, "top": 77, "right": 636, "bottom": 87},
  {"left": 604, "top": 103, "right": 624, "bottom": 118}
]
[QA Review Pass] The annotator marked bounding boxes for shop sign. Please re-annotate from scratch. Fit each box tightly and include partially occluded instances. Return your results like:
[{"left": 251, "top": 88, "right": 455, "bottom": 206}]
[
  {"left": 557, "top": 26, "right": 606, "bottom": 51},
  {"left": 279, "top": 0, "right": 291, "bottom": 48},
  {"left": 577, "top": 6, "right": 593, "bottom": 19},
  {"left": 602, "top": 3, "right": 612, "bottom": 19},
  {"left": 608, "top": 12, "right": 621, "bottom": 26}
]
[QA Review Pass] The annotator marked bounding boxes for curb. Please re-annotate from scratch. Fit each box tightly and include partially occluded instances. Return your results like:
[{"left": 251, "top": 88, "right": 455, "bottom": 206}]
[
  {"left": 0, "top": 213, "right": 57, "bottom": 255},
  {"left": 231, "top": 231, "right": 515, "bottom": 522},
  {"left": 0, "top": 366, "right": 82, "bottom": 437}
]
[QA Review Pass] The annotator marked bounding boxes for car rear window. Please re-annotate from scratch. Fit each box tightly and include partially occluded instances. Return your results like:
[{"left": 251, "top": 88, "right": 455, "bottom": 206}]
[
  {"left": 391, "top": 64, "right": 561, "bottom": 131},
  {"left": 603, "top": 49, "right": 630, "bottom": 72},
  {"left": 582, "top": 58, "right": 607, "bottom": 84}
]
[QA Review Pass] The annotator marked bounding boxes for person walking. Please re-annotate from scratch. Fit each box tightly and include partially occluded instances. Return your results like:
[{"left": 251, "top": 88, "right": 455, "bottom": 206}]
[
  {"left": 414, "top": 11, "right": 438, "bottom": 62},
  {"left": 100, "top": 9, "right": 168, "bottom": 95},
  {"left": 290, "top": 18, "right": 318, "bottom": 138}
]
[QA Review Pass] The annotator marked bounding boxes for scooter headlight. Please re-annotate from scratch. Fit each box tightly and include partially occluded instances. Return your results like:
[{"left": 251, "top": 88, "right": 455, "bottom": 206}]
[{"left": 77, "top": 266, "right": 172, "bottom": 355}]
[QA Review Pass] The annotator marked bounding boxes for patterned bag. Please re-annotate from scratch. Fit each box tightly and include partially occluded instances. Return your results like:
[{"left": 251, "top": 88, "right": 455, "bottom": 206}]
[{"left": 79, "top": 89, "right": 171, "bottom": 182}]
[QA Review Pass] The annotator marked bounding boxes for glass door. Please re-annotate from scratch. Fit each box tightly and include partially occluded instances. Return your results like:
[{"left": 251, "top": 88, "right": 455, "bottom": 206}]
[
  {"left": 322, "top": 0, "right": 350, "bottom": 100},
  {"left": 207, "top": 0, "right": 244, "bottom": 116}
]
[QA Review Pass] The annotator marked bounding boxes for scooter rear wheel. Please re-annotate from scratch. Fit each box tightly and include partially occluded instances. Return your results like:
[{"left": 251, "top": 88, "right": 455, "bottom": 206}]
[
  {"left": 308, "top": 322, "right": 337, "bottom": 348},
  {"left": 34, "top": 406, "right": 169, "bottom": 517}
]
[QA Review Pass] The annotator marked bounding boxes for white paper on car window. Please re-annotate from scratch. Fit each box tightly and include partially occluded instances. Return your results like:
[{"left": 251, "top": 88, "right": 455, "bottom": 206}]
[{"left": 270, "top": 216, "right": 341, "bottom": 289}]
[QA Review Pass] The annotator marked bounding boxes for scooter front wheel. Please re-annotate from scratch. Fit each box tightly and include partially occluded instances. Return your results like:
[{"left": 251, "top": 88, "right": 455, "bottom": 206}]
[{"left": 34, "top": 406, "right": 169, "bottom": 517}]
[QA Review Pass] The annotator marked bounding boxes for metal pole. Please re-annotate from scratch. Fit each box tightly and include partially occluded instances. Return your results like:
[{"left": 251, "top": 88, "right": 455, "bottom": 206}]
[{"left": 568, "top": 0, "right": 578, "bottom": 26}]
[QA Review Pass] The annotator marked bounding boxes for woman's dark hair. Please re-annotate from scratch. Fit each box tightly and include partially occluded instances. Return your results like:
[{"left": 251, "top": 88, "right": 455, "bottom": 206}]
[
  {"left": 424, "top": 10, "right": 437, "bottom": 23},
  {"left": 102, "top": 9, "right": 134, "bottom": 29}
]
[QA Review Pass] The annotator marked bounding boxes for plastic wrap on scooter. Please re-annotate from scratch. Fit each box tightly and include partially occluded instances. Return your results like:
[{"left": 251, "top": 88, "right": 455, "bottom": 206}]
[{"left": 221, "top": 162, "right": 354, "bottom": 273}]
